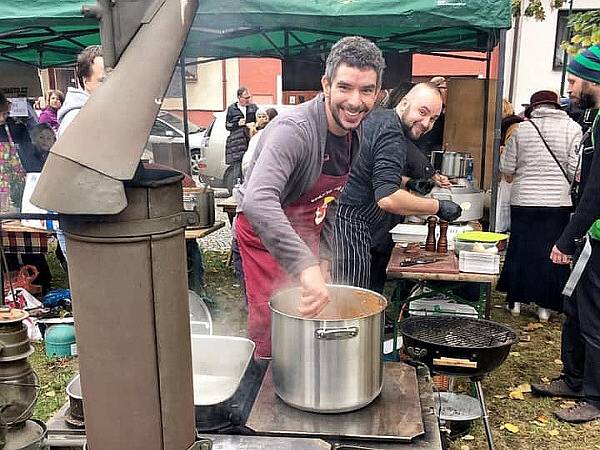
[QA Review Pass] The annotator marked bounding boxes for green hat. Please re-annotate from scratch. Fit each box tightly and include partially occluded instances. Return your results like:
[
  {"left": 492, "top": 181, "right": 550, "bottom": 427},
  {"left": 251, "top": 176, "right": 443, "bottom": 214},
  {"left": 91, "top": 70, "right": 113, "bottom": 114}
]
[{"left": 567, "top": 45, "right": 600, "bottom": 84}]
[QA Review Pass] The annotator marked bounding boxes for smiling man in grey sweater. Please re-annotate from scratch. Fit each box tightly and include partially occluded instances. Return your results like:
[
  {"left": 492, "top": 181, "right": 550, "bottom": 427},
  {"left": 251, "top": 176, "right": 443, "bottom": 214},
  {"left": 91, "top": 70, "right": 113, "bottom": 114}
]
[{"left": 235, "top": 36, "right": 385, "bottom": 357}]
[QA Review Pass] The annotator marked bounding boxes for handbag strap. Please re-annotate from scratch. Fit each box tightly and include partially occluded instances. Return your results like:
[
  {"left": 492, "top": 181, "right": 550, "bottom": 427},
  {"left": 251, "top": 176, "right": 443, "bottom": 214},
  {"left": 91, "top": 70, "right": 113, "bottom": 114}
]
[{"left": 528, "top": 120, "right": 572, "bottom": 184}]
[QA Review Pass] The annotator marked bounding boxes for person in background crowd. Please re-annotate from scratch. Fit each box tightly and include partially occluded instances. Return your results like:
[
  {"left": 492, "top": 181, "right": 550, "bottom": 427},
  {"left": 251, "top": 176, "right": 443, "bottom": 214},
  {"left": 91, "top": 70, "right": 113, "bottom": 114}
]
[
  {"left": 495, "top": 99, "right": 524, "bottom": 234},
  {"left": 531, "top": 44, "right": 600, "bottom": 424},
  {"left": 55, "top": 45, "right": 106, "bottom": 262},
  {"left": 241, "top": 108, "right": 278, "bottom": 176},
  {"left": 17, "top": 123, "right": 54, "bottom": 173},
  {"left": 498, "top": 89, "right": 581, "bottom": 321},
  {"left": 58, "top": 45, "right": 105, "bottom": 136},
  {"left": 331, "top": 83, "right": 461, "bottom": 289},
  {"left": 0, "top": 94, "right": 28, "bottom": 207},
  {"left": 38, "top": 90, "right": 64, "bottom": 132},
  {"left": 225, "top": 87, "right": 258, "bottom": 185},
  {"left": 235, "top": 36, "right": 385, "bottom": 357},
  {"left": 0, "top": 95, "right": 52, "bottom": 294}
]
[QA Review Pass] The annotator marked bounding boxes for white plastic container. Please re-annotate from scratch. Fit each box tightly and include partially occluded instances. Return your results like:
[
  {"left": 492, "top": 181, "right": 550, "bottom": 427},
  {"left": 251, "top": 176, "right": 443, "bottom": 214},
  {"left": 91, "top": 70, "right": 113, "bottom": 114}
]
[
  {"left": 390, "top": 223, "right": 473, "bottom": 250},
  {"left": 408, "top": 298, "right": 478, "bottom": 318},
  {"left": 459, "top": 251, "right": 500, "bottom": 274}
]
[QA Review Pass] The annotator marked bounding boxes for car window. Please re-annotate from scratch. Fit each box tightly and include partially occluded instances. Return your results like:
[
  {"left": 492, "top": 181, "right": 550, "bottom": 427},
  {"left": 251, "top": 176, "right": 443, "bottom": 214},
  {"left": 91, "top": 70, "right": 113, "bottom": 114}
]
[
  {"left": 204, "top": 119, "right": 215, "bottom": 138},
  {"left": 151, "top": 120, "right": 173, "bottom": 136},
  {"left": 159, "top": 112, "right": 201, "bottom": 133}
]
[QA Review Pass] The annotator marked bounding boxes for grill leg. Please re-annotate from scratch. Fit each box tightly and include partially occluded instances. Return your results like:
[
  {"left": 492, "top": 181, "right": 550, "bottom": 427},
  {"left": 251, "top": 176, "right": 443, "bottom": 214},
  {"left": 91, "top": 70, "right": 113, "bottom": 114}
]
[{"left": 474, "top": 380, "right": 495, "bottom": 450}]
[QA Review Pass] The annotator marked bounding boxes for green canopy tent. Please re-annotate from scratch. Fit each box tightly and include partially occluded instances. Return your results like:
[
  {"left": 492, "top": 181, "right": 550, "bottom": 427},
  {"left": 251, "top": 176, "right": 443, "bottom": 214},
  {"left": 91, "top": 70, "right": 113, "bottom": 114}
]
[
  {"left": 0, "top": 0, "right": 510, "bottom": 66},
  {"left": 0, "top": 1, "right": 98, "bottom": 67},
  {"left": 187, "top": 0, "right": 510, "bottom": 60}
]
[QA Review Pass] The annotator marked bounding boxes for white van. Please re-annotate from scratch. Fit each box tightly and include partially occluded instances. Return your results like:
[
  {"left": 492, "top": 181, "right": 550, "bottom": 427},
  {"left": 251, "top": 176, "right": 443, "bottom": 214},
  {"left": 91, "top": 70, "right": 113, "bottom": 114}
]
[{"left": 196, "top": 105, "right": 291, "bottom": 193}]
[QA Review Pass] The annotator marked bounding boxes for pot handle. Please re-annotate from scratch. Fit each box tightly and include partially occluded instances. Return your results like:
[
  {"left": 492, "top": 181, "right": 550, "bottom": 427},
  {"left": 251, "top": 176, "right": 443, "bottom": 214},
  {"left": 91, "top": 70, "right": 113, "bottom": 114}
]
[{"left": 315, "top": 327, "right": 359, "bottom": 340}]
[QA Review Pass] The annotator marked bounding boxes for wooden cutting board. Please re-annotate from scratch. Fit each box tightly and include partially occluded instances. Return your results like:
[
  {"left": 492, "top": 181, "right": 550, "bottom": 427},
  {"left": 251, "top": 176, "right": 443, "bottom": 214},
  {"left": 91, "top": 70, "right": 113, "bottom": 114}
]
[{"left": 388, "top": 245, "right": 459, "bottom": 274}]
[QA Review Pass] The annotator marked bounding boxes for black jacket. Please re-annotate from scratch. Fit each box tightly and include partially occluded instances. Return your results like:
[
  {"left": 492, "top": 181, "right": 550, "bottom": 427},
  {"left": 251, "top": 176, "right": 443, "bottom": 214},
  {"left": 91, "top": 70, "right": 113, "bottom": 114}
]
[
  {"left": 225, "top": 127, "right": 250, "bottom": 164},
  {"left": 225, "top": 102, "right": 258, "bottom": 132},
  {"left": 556, "top": 111, "right": 600, "bottom": 254},
  {"left": 0, "top": 118, "right": 31, "bottom": 148}
]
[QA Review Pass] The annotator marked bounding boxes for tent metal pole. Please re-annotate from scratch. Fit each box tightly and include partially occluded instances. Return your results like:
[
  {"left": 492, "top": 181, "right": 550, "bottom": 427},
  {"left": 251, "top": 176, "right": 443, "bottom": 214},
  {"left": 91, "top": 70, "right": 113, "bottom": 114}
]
[
  {"left": 479, "top": 41, "right": 492, "bottom": 186},
  {"left": 417, "top": 51, "right": 487, "bottom": 62},
  {"left": 180, "top": 56, "right": 191, "bottom": 174},
  {"left": 489, "top": 29, "right": 507, "bottom": 231}
]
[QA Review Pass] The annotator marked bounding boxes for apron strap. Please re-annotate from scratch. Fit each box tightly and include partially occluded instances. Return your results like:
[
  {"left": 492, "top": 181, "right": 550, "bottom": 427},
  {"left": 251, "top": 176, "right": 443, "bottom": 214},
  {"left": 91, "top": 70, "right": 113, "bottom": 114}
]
[
  {"left": 3, "top": 124, "right": 14, "bottom": 146},
  {"left": 563, "top": 233, "right": 593, "bottom": 297}
]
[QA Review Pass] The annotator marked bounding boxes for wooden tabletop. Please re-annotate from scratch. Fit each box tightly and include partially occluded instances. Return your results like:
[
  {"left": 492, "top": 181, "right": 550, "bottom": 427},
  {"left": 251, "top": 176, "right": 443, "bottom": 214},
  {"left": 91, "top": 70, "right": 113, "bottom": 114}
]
[
  {"left": 1, "top": 220, "right": 53, "bottom": 234},
  {"left": 216, "top": 196, "right": 237, "bottom": 210},
  {"left": 185, "top": 221, "right": 225, "bottom": 239},
  {"left": 387, "top": 245, "right": 499, "bottom": 284}
]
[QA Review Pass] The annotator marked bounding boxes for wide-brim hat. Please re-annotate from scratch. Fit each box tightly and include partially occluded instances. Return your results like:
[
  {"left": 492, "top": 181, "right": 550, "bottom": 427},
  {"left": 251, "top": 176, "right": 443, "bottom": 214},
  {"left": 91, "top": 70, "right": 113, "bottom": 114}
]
[{"left": 524, "top": 90, "right": 560, "bottom": 118}]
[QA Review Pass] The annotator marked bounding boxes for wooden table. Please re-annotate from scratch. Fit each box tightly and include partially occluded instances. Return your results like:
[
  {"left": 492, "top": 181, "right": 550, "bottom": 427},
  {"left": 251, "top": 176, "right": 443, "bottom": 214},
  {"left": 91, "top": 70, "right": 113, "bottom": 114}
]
[
  {"left": 184, "top": 221, "right": 225, "bottom": 240},
  {"left": 216, "top": 197, "right": 237, "bottom": 226},
  {"left": 386, "top": 245, "right": 499, "bottom": 320}
]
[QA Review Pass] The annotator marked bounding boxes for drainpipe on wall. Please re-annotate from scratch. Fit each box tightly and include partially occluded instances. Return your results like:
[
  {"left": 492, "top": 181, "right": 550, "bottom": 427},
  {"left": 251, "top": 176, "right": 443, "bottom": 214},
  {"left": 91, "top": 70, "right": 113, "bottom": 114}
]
[
  {"left": 508, "top": 13, "right": 521, "bottom": 104},
  {"left": 222, "top": 60, "right": 227, "bottom": 109}
]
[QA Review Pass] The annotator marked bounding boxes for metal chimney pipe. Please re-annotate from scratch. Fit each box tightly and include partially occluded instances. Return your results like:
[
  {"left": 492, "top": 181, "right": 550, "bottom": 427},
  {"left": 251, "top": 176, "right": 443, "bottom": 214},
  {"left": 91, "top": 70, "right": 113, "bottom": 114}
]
[{"left": 60, "top": 171, "right": 198, "bottom": 450}]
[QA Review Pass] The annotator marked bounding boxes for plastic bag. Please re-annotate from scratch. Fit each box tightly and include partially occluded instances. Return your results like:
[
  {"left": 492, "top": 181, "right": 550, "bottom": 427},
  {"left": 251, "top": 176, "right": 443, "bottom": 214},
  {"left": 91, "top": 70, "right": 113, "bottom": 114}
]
[
  {"left": 4, "top": 287, "right": 43, "bottom": 310},
  {"left": 20, "top": 173, "right": 59, "bottom": 231},
  {"left": 495, "top": 178, "right": 512, "bottom": 233}
]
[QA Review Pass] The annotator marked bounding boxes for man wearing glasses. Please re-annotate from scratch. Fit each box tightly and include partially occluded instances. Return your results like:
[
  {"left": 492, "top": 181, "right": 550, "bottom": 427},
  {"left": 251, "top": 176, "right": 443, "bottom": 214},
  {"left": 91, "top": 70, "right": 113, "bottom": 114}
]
[{"left": 225, "top": 87, "right": 258, "bottom": 184}]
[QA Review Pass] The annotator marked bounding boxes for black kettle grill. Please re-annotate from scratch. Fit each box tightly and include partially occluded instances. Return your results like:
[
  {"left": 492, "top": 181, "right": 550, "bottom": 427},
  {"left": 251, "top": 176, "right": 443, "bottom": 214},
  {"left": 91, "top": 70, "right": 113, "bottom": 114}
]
[{"left": 400, "top": 316, "right": 518, "bottom": 450}]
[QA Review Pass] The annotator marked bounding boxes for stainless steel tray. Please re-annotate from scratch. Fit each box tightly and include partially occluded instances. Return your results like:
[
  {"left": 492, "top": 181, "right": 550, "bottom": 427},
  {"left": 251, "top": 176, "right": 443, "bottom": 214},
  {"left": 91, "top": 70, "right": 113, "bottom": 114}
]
[{"left": 191, "top": 335, "right": 255, "bottom": 406}]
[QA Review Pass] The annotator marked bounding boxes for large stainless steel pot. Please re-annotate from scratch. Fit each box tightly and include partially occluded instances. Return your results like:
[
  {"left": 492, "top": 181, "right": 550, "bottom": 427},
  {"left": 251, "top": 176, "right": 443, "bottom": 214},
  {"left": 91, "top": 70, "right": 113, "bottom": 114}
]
[
  {"left": 270, "top": 285, "right": 387, "bottom": 413},
  {"left": 431, "top": 184, "right": 484, "bottom": 222},
  {"left": 439, "top": 152, "right": 474, "bottom": 178},
  {"left": 183, "top": 185, "right": 215, "bottom": 228}
]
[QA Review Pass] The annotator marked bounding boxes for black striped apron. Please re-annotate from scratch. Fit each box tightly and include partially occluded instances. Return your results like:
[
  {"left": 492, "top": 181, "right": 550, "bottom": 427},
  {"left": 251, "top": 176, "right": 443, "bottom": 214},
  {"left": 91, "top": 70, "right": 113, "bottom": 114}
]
[{"left": 332, "top": 203, "right": 385, "bottom": 288}]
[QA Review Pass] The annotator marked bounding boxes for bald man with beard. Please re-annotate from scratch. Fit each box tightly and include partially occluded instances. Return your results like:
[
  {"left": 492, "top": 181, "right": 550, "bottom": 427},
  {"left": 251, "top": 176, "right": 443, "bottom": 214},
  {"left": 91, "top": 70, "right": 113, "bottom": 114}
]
[{"left": 331, "top": 83, "right": 462, "bottom": 288}]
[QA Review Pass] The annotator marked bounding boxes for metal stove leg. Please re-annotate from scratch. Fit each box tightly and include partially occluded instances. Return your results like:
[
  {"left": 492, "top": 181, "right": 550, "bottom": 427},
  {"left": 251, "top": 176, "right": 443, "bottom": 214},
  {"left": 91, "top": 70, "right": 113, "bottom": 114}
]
[{"left": 474, "top": 380, "right": 495, "bottom": 450}]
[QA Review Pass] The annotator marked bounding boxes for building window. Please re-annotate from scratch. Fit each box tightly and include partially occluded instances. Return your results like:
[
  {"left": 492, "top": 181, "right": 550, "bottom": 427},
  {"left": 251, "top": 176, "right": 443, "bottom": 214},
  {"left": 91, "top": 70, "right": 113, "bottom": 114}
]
[
  {"left": 553, "top": 9, "right": 592, "bottom": 71},
  {"left": 165, "top": 58, "right": 197, "bottom": 98}
]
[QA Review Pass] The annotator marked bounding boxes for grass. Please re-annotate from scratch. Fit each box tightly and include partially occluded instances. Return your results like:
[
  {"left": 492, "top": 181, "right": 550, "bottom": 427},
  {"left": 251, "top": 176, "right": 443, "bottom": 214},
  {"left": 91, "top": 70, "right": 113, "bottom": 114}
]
[
  {"left": 28, "top": 248, "right": 600, "bottom": 449},
  {"left": 448, "top": 292, "right": 600, "bottom": 450}
]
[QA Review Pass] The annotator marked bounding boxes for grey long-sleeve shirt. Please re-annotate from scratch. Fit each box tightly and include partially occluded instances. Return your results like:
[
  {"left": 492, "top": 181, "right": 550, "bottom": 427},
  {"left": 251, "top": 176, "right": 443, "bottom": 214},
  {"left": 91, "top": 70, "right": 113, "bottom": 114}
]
[{"left": 237, "top": 94, "right": 359, "bottom": 276}]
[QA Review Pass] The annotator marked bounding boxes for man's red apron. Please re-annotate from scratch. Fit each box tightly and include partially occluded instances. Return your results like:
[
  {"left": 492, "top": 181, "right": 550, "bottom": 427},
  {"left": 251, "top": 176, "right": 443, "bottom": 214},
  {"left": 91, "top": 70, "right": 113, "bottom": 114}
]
[{"left": 236, "top": 172, "right": 348, "bottom": 357}]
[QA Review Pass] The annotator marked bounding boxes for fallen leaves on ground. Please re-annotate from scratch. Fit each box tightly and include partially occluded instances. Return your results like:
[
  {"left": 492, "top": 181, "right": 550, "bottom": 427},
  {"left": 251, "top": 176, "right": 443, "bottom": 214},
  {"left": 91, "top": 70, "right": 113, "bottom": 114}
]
[
  {"left": 510, "top": 390, "right": 525, "bottom": 400},
  {"left": 461, "top": 435, "right": 475, "bottom": 441},
  {"left": 548, "top": 429, "right": 560, "bottom": 437},
  {"left": 532, "top": 415, "right": 550, "bottom": 427},
  {"left": 554, "top": 359, "right": 564, "bottom": 366},
  {"left": 510, "top": 351, "right": 521, "bottom": 357},
  {"left": 524, "top": 322, "right": 544, "bottom": 331},
  {"left": 541, "top": 376, "right": 550, "bottom": 383},
  {"left": 509, "top": 383, "right": 532, "bottom": 400},
  {"left": 520, "top": 334, "right": 532, "bottom": 342},
  {"left": 501, "top": 423, "right": 520, "bottom": 433}
]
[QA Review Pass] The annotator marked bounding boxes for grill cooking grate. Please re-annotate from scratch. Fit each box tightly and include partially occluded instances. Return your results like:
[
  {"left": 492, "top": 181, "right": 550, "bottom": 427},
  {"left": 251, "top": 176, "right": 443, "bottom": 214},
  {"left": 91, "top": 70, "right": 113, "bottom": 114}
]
[{"left": 400, "top": 316, "right": 517, "bottom": 349}]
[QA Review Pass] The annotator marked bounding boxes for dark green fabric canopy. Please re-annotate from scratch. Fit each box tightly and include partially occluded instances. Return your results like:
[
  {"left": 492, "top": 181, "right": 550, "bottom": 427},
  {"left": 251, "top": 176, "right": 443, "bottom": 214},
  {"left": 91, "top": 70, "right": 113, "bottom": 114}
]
[
  {"left": 187, "top": 0, "right": 512, "bottom": 60},
  {"left": 0, "top": 0, "right": 511, "bottom": 67},
  {"left": 0, "top": 1, "right": 99, "bottom": 67}
]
